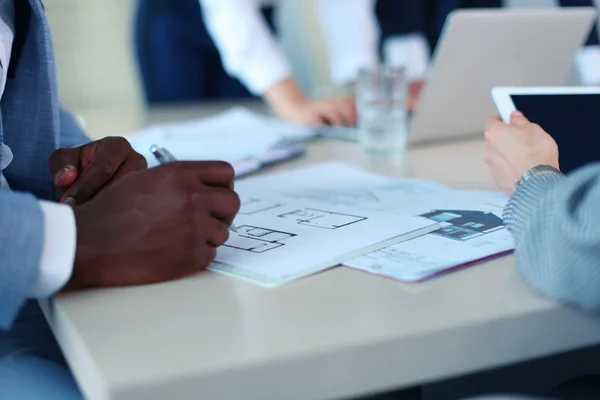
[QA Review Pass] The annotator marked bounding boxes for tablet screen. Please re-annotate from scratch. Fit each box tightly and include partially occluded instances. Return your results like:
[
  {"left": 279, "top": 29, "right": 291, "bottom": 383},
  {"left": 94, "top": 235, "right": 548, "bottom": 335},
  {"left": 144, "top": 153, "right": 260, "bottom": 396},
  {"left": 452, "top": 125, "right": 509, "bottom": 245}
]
[{"left": 510, "top": 94, "right": 600, "bottom": 174}]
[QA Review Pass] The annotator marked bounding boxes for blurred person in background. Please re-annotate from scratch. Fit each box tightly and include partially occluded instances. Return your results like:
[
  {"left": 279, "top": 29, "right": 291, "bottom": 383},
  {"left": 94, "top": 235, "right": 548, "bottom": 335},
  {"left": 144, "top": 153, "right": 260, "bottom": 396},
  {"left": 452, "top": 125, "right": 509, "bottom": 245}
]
[
  {"left": 134, "top": 0, "right": 380, "bottom": 126},
  {"left": 377, "top": 0, "right": 600, "bottom": 109}
]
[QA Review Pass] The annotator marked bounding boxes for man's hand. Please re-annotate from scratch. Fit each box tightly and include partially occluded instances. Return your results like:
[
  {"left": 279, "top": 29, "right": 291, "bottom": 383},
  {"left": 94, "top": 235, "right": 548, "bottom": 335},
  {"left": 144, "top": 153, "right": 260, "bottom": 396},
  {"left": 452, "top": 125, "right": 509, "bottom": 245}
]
[
  {"left": 287, "top": 97, "right": 357, "bottom": 126},
  {"left": 484, "top": 111, "right": 559, "bottom": 194},
  {"left": 65, "top": 161, "right": 240, "bottom": 290},
  {"left": 49, "top": 137, "right": 147, "bottom": 206}
]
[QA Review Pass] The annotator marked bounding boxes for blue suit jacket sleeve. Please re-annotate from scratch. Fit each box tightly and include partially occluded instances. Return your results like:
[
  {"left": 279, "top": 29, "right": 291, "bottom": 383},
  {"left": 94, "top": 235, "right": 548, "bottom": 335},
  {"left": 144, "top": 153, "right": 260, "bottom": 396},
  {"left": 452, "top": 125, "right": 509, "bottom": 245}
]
[
  {"left": 58, "top": 106, "right": 91, "bottom": 148},
  {"left": 504, "top": 164, "right": 600, "bottom": 312},
  {"left": 0, "top": 190, "right": 44, "bottom": 330}
]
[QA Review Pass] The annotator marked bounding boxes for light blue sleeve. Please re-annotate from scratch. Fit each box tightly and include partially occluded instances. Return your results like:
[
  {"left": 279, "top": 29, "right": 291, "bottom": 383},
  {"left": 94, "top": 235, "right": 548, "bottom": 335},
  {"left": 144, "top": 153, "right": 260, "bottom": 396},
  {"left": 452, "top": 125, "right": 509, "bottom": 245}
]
[
  {"left": 503, "top": 163, "right": 600, "bottom": 312},
  {"left": 58, "top": 106, "right": 91, "bottom": 149},
  {"left": 0, "top": 190, "right": 44, "bottom": 330}
]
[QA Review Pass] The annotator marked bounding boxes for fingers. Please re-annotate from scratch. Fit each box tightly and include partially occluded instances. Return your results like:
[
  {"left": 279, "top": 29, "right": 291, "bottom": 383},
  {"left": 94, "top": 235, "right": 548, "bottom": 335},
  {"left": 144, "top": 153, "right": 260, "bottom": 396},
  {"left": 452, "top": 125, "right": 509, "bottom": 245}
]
[
  {"left": 54, "top": 167, "right": 79, "bottom": 191},
  {"left": 317, "top": 102, "right": 345, "bottom": 126},
  {"left": 167, "top": 161, "right": 235, "bottom": 189},
  {"left": 206, "top": 186, "right": 241, "bottom": 225},
  {"left": 52, "top": 138, "right": 147, "bottom": 204},
  {"left": 485, "top": 116, "right": 503, "bottom": 131},
  {"left": 61, "top": 158, "right": 124, "bottom": 205},
  {"left": 334, "top": 98, "right": 357, "bottom": 126},
  {"left": 509, "top": 110, "right": 530, "bottom": 127},
  {"left": 104, "top": 152, "right": 148, "bottom": 187},
  {"left": 205, "top": 217, "right": 230, "bottom": 247},
  {"left": 48, "top": 148, "right": 81, "bottom": 190},
  {"left": 312, "top": 98, "right": 356, "bottom": 126}
]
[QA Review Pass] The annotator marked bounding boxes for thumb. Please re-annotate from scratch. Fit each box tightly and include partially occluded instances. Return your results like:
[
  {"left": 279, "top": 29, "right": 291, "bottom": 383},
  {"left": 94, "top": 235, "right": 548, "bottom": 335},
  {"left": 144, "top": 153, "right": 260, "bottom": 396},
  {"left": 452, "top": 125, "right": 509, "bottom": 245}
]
[
  {"left": 48, "top": 148, "right": 80, "bottom": 190},
  {"left": 509, "top": 110, "right": 530, "bottom": 127}
]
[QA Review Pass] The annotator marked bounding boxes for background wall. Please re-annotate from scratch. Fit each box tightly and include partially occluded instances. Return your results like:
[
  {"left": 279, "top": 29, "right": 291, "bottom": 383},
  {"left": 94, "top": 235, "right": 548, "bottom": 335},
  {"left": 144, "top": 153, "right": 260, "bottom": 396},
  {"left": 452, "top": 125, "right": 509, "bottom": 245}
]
[{"left": 44, "top": 0, "right": 596, "bottom": 123}]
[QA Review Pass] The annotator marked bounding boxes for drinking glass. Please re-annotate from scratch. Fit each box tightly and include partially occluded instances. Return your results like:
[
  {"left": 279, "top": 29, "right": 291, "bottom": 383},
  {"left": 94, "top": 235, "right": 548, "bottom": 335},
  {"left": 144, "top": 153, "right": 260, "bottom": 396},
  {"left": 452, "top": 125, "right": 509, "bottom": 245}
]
[{"left": 356, "top": 65, "right": 408, "bottom": 155}]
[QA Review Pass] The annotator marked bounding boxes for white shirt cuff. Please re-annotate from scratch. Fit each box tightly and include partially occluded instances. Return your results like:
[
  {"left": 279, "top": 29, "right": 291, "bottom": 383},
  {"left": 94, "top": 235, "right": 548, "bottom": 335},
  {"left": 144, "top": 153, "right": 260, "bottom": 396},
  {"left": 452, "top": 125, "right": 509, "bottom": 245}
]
[
  {"left": 576, "top": 45, "right": 600, "bottom": 86},
  {"left": 33, "top": 200, "right": 77, "bottom": 298},
  {"left": 383, "top": 34, "right": 430, "bottom": 82}
]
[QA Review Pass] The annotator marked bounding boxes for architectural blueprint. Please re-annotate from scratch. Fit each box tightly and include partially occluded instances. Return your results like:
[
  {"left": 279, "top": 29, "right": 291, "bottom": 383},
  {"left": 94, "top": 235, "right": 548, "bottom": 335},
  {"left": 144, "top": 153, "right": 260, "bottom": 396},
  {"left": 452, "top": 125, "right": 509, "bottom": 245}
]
[
  {"left": 211, "top": 194, "right": 438, "bottom": 287},
  {"left": 225, "top": 226, "right": 296, "bottom": 253},
  {"left": 234, "top": 162, "right": 515, "bottom": 282},
  {"left": 277, "top": 208, "right": 366, "bottom": 229}
]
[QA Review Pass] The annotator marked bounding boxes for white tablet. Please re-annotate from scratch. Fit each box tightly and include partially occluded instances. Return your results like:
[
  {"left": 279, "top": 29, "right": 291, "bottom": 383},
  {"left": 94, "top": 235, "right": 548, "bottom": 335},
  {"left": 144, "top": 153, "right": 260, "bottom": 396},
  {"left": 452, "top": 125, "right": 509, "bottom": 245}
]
[{"left": 491, "top": 86, "right": 600, "bottom": 173}]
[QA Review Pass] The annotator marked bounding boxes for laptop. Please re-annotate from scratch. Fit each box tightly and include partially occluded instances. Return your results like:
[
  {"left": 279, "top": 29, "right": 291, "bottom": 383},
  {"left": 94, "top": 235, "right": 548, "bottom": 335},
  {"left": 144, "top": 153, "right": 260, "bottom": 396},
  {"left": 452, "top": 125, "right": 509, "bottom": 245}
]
[{"left": 409, "top": 8, "right": 597, "bottom": 144}]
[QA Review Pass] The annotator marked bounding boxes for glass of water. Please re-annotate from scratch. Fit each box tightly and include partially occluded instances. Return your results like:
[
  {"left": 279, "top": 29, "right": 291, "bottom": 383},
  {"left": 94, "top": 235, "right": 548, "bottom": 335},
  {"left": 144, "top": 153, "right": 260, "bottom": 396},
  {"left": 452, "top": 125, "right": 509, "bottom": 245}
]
[{"left": 356, "top": 65, "right": 408, "bottom": 155}]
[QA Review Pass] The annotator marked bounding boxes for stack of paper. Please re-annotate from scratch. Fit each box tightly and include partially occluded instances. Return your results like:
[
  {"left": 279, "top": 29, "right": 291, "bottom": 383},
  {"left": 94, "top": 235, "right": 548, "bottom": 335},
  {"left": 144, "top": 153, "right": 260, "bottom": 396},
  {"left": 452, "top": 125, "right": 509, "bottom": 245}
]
[
  {"left": 236, "top": 162, "right": 515, "bottom": 283},
  {"left": 126, "top": 107, "right": 314, "bottom": 176}
]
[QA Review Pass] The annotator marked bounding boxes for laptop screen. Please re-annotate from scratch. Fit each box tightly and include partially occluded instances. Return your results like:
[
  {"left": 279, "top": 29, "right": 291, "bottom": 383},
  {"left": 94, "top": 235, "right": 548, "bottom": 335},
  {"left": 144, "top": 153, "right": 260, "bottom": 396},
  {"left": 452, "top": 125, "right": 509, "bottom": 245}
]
[{"left": 510, "top": 93, "right": 600, "bottom": 174}]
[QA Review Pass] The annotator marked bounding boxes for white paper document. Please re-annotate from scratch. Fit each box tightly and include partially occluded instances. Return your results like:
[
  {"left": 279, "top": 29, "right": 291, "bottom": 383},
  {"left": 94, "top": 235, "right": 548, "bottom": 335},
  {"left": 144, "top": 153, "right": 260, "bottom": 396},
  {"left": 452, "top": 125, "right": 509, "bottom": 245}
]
[
  {"left": 236, "top": 163, "right": 515, "bottom": 282},
  {"left": 210, "top": 195, "right": 438, "bottom": 287},
  {"left": 126, "top": 107, "right": 314, "bottom": 175}
]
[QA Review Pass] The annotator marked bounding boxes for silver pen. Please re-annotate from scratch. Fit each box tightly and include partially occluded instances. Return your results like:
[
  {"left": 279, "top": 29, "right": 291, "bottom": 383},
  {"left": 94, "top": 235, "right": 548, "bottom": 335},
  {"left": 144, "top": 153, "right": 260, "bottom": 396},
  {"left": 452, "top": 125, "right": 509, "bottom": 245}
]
[{"left": 150, "top": 145, "right": 238, "bottom": 233}]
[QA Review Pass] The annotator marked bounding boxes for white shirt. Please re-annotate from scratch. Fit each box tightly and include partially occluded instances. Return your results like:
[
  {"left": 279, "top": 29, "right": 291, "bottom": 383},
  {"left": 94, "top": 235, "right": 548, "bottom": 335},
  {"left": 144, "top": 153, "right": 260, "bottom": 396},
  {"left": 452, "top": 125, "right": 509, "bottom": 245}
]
[
  {"left": 199, "top": 0, "right": 379, "bottom": 94},
  {"left": 0, "top": 15, "right": 76, "bottom": 298}
]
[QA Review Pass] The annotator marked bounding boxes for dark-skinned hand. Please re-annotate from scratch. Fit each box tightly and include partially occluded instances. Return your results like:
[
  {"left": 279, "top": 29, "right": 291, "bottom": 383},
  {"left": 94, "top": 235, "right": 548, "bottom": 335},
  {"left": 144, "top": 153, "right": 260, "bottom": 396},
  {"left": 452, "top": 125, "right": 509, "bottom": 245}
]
[
  {"left": 64, "top": 161, "right": 240, "bottom": 291},
  {"left": 48, "top": 137, "right": 147, "bottom": 206}
]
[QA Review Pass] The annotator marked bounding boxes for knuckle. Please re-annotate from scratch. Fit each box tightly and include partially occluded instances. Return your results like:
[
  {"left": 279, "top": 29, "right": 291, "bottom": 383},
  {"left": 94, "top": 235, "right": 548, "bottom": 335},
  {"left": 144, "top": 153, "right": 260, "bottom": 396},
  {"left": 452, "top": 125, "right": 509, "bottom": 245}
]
[
  {"left": 184, "top": 191, "right": 201, "bottom": 214},
  {"left": 215, "top": 161, "right": 235, "bottom": 178},
  {"left": 99, "top": 162, "right": 114, "bottom": 176},
  {"left": 229, "top": 191, "right": 241, "bottom": 213},
  {"left": 213, "top": 228, "right": 230, "bottom": 247},
  {"left": 531, "top": 123, "right": 543, "bottom": 133},
  {"left": 484, "top": 128, "right": 495, "bottom": 142},
  {"left": 108, "top": 136, "right": 130, "bottom": 148},
  {"left": 135, "top": 153, "right": 148, "bottom": 168}
]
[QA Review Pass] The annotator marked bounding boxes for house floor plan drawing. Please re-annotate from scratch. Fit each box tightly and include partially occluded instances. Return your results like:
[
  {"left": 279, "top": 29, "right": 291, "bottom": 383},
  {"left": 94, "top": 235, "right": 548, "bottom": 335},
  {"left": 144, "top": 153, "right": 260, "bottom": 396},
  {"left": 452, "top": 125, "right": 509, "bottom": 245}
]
[
  {"left": 224, "top": 225, "right": 296, "bottom": 253},
  {"left": 277, "top": 208, "right": 367, "bottom": 229},
  {"left": 214, "top": 185, "right": 439, "bottom": 286}
]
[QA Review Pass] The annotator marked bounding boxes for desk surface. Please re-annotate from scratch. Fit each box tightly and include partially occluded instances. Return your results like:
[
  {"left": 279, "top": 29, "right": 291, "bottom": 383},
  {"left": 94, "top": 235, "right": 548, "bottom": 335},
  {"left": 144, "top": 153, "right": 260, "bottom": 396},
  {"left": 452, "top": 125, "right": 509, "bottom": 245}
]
[{"left": 48, "top": 104, "right": 600, "bottom": 400}]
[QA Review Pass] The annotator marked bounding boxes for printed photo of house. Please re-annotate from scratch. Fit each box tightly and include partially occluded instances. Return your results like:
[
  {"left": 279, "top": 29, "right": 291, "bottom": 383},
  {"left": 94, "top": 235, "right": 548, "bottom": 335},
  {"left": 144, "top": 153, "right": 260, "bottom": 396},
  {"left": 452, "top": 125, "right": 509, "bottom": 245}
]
[{"left": 420, "top": 210, "right": 505, "bottom": 241}]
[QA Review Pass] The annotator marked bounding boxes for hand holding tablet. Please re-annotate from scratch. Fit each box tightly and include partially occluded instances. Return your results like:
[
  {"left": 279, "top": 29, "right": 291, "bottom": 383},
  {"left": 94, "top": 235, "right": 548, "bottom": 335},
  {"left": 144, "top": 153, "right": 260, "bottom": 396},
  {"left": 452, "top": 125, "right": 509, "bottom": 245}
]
[{"left": 491, "top": 86, "right": 600, "bottom": 173}]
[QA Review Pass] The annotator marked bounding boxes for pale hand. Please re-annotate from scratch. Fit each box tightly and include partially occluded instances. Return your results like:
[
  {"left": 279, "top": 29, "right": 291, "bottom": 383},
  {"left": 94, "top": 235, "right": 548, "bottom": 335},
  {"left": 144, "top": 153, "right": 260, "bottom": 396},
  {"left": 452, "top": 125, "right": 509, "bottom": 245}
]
[
  {"left": 285, "top": 97, "right": 357, "bottom": 126},
  {"left": 484, "top": 111, "right": 559, "bottom": 195}
]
